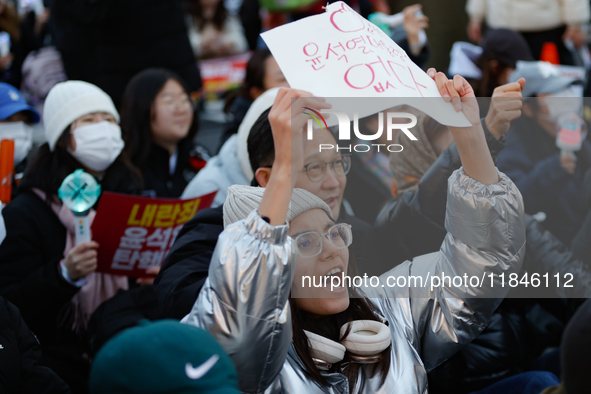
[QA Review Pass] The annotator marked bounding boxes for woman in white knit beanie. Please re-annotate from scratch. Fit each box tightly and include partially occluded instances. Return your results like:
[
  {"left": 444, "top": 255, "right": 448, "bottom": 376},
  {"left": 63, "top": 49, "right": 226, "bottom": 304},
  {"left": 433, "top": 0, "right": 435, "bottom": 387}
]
[
  {"left": 19, "top": 80, "right": 142, "bottom": 195},
  {"left": 0, "top": 80, "right": 142, "bottom": 391}
]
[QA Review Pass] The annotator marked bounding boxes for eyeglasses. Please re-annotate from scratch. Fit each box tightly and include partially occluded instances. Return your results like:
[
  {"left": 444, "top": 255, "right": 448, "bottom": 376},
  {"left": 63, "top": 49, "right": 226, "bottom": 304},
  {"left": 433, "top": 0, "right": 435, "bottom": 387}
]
[
  {"left": 303, "top": 155, "right": 351, "bottom": 183},
  {"left": 294, "top": 223, "right": 353, "bottom": 258},
  {"left": 160, "top": 95, "right": 193, "bottom": 111}
]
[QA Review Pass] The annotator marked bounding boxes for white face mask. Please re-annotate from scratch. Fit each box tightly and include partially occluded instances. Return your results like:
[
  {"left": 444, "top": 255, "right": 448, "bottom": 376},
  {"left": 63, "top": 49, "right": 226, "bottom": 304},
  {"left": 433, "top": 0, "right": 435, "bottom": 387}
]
[
  {"left": 67, "top": 121, "right": 124, "bottom": 172},
  {"left": 540, "top": 87, "right": 583, "bottom": 123},
  {"left": 0, "top": 121, "right": 33, "bottom": 165}
]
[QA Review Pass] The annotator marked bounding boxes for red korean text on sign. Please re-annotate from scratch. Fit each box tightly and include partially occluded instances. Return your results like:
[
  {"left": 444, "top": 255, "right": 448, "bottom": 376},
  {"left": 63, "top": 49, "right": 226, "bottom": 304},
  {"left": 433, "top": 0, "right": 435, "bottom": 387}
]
[{"left": 91, "top": 191, "right": 216, "bottom": 278}]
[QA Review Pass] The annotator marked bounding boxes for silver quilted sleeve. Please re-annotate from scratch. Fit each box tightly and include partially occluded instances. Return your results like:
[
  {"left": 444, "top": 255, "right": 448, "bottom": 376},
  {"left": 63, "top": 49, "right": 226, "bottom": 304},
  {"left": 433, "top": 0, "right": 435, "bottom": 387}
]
[{"left": 182, "top": 210, "right": 296, "bottom": 393}]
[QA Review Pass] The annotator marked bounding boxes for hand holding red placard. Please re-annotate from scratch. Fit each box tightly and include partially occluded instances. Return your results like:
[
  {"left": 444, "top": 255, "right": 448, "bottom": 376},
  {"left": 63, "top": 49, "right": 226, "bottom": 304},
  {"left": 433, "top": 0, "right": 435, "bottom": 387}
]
[{"left": 91, "top": 191, "right": 216, "bottom": 278}]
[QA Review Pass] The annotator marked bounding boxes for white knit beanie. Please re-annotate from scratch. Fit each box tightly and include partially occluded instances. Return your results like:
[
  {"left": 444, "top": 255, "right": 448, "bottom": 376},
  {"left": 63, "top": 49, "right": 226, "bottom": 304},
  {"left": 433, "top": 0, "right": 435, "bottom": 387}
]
[
  {"left": 43, "top": 81, "right": 120, "bottom": 151},
  {"left": 223, "top": 185, "right": 333, "bottom": 228},
  {"left": 236, "top": 87, "right": 280, "bottom": 181}
]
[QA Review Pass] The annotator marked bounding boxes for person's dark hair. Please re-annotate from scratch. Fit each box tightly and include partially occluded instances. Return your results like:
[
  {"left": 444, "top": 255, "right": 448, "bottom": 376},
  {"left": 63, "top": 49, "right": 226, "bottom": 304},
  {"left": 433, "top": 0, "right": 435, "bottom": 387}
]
[
  {"left": 120, "top": 68, "right": 199, "bottom": 167},
  {"left": 474, "top": 29, "right": 533, "bottom": 97},
  {"left": 423, "top": 115, "right": 449, "bottom": 142},
  {"left": 247, "top": 107, "right": 274, "bottom": 172},
  {"left": 474, "top": 57, "right": 513, "bottom": 97},
  {"left": 186, "top": 0, "right": 227, "bottom": 31},
  {"left": 290, "top": 246, "right": 391, "bottom": 388},
  {"left": 224, "top": 49, "right": 273, "bottom": 113},
  {"left": 18, "top": 128, "right": 142, "bottom": 202}
]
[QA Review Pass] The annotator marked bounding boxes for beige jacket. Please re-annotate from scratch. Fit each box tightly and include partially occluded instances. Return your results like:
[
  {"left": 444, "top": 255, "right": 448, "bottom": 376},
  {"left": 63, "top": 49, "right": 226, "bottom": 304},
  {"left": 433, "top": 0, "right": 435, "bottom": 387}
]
[
  {"left": 187, "top": 15, "right": 248, "bottom": 58},
  {"left": 466, "top": 0, "right": 590, "bottom": 32}
]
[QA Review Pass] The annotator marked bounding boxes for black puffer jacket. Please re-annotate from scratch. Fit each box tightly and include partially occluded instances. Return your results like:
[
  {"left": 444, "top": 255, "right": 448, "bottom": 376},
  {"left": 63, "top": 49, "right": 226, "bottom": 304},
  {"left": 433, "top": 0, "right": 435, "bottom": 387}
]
[
  {"left": 374, "top": 120, "right": 505, "bottom": 264},
  {"left": 571, "top": 168, "right": 591, "bottom": 266},
  {"left": 522, "top": 215, "right": 591, "bottom": 299},
  {"left": 429, "top": 214, "right": 591, "bottom": 393},
  {"left": 153, "top": 205, "right": 224, "bottom": 320},
  {"left": 0, "top": 297, "right": 72, "bottom": 394},
  {"left": 375, "top": 121, "right": 591, "bottom": 392},
  {"left": 0, "top": 162, "right": 141, "bottom": 393},
  {"left": 140, "top": 140, "right": 199, "bottom": 198}
]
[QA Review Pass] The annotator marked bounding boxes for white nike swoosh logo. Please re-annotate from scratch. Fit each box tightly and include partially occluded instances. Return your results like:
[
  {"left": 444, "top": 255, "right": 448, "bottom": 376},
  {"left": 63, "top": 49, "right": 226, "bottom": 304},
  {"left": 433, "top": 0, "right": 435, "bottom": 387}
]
[{"left": 185, "top": 354, "right": 219, "bottom": 380}]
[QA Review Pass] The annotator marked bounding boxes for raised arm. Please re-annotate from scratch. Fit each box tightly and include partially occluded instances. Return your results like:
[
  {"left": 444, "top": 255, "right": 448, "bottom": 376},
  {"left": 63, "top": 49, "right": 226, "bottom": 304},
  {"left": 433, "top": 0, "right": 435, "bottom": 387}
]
[
  {"left": 374, "top": 81, "right": 523, "bottom": 262},
  {"left": 370, "top": 74, "right": 526, "bottom": 370},
  {"left": 371, "top": 166, "right": 526, "bottom": 371},
  {"left": 181, "top": 210, "right": 293, "bottom": 393},
  {"left": 427, "top": 70, "right": 497, "bottom": 185},
  {"left": 181, "top": 89, "right": 330, "bottom": 393},
  {"left": 258, "top": 89, "right": 331, "bottom": 224}
]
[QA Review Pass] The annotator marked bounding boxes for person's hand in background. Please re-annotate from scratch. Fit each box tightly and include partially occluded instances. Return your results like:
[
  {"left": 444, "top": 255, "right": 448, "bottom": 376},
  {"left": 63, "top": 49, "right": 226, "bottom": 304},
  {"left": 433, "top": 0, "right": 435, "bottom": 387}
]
[
  {"left": 485, "top": 78, "right": 526, "bottom": 140},
  {"left": 560, "top": 151, "right": 577, "bottom": 175},
  {"left": 34, "top": 8, "right": 50, "bottom": 36},
  {"left": 403, "top": 4, "right": 429, "bottom": 55},
  {"left": 563, "top": 24, "right": 587, "bottom": 48},
  {"left": 467, "top": 19, "right": 482, "bottom": 42}
]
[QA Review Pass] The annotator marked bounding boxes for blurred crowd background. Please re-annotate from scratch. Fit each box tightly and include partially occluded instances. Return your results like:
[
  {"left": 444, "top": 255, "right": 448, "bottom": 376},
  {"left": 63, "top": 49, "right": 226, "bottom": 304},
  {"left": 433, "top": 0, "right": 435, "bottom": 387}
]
[{"left": 0, "top": 0, "right": 590, "bottom": 393}]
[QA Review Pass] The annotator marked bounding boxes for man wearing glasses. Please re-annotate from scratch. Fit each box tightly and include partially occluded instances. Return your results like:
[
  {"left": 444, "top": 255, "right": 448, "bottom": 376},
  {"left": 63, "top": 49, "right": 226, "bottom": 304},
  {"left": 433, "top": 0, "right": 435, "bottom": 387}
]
[{"left": 151, "top": 95, "right": 375, "bottom": 321}]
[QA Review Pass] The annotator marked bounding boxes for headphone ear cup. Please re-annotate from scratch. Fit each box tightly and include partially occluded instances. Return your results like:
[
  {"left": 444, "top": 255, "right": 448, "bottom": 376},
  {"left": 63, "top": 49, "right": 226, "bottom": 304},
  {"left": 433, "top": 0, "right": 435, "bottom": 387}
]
[
  {"left": 340, "top": 320, "right": 391, "bottom": 356},
  {"left": 304, "top": 330, "right": 347, "bottom": 365}
]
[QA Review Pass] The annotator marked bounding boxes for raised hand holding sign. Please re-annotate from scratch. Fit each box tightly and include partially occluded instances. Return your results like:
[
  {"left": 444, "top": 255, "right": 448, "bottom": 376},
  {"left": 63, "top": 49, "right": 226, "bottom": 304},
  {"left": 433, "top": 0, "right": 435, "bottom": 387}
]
[{"left": 261, "top": 1, "right": 470, "bottom": 128}]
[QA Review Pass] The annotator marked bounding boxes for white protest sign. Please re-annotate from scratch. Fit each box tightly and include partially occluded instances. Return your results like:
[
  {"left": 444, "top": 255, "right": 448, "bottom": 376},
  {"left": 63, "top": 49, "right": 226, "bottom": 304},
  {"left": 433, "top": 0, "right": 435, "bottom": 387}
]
[{"left": 261, "top": 1, "right": 471, "bottom": 127}]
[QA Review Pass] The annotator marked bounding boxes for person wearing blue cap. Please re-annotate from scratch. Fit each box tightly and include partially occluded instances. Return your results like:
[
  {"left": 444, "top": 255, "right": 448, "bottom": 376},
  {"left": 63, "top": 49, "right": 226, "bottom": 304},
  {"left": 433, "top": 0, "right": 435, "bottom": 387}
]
[
  {"left": 0, "top": 82, "right": 40, "bottom": 173},
  {"left": 89, "top": 320, "right": 241, "bottom": 394}
]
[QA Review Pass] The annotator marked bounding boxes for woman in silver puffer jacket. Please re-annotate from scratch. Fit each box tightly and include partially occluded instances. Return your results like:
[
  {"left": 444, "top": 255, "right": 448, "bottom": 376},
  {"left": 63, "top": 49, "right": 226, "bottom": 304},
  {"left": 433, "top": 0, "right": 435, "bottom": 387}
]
[{"left": 182, "top": 76, "right": 526, "bottom": 394}]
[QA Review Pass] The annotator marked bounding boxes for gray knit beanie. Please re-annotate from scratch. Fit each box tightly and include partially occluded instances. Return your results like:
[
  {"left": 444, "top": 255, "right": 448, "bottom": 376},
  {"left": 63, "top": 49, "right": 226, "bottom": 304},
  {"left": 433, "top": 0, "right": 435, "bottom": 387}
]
[{"left": 223, "top": 185, "right": 333, "bottom": 227}]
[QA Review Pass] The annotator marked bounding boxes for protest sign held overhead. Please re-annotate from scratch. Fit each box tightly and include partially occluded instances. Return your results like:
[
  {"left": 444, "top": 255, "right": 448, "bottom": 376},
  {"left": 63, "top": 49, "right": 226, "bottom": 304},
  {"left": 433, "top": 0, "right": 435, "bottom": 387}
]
[
  {"left": 261, "top": 1, "right": 471, "bottom": 127},
  {"left": 199, "top": 52, "right": 250, "bottom": 100},
  {"left": 91, "top": 191, "right": 216, "bottom": 278}
]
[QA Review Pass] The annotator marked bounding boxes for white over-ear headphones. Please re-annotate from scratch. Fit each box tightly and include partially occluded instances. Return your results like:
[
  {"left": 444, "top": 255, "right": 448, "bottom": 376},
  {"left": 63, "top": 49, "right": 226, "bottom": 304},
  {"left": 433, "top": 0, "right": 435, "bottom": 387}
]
[
  {"left": 304, "top": 320, "right": 391, "bottom": 370},
  {"left": 304, "top": 331, "right": 346, "bottom": 370}
]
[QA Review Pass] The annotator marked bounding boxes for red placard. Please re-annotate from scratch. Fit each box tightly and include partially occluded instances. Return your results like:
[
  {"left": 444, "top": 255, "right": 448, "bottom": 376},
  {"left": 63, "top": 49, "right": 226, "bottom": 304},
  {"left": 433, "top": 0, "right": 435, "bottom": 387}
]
[
  {"left": 91, "top": 191, "right": 216, "bottom": 278},
  {"left": 198, "top": 52, "right": 250, "bottom": 99}
]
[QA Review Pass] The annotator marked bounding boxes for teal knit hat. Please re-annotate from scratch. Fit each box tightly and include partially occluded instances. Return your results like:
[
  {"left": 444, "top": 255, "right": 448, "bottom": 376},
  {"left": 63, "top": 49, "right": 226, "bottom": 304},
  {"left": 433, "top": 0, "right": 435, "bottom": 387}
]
[{"left": 89, "top": 320, "right": 241, "bottom": 394}]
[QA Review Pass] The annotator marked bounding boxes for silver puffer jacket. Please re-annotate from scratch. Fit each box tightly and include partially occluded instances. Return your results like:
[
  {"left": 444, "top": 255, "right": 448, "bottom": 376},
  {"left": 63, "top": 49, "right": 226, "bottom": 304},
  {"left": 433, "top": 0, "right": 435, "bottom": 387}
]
[{"left": 182, "top": 169, "right": 526, "bottom": 394}]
